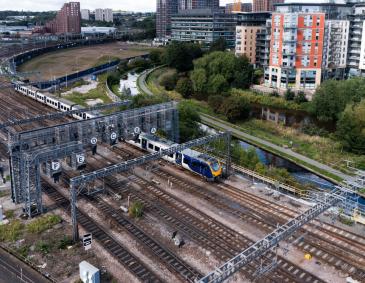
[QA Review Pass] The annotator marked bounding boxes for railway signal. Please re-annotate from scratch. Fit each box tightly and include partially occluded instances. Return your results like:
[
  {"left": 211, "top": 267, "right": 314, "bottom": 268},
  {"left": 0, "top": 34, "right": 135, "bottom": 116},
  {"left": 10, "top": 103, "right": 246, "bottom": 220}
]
[{"left": 83, "top": 233, "right": 92, "bottom": 251}]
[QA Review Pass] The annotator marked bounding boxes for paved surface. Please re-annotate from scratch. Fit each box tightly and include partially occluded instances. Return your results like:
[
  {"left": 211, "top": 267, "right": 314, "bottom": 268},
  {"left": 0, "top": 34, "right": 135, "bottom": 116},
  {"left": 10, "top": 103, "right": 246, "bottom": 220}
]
[
  {"left": 200, "top": 114, "right": 353, "bottom": 183},
  {"left": 0, "top": 247, "right": 51, "bottom": 283},
  {"left": 137, "top": 68, "right": 154, "bottom": 96}
]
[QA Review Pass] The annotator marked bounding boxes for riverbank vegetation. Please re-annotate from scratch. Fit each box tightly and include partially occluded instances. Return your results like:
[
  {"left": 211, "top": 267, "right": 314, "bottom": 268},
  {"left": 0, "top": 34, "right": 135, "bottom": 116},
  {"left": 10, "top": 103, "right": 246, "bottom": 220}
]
[{"left": 142, "top": 40, "right": 365, "bottom": 177}]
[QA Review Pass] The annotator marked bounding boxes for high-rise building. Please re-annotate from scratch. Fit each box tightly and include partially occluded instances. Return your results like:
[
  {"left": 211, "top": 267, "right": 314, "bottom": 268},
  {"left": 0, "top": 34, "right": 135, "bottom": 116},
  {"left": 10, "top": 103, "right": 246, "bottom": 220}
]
[
  {"left": 156, "top": 0, "right": 179, "bottom": 39},
  {"left": 265, "top": 12, "right": 325, "bottom": 92},
  {"left": 179, "top": 0, "right": 219, "bottom": 10},
  {"left": 225, "top": 2, "right": 252, "bottom": 13},
  {"left": 80, "top": 9, "right": 90, "bottom": 20},
  {"left": 253, "top": 0, "right": 284, "bottom": 12},
  {"left": 95, "top": 8, "right": 113, "bottom": 22},
  {"left": 171, "top": 8, "right": 237, "bottom": 47},
  {"left": 45, "top": 2, "right": 81, "bottom": 34}
]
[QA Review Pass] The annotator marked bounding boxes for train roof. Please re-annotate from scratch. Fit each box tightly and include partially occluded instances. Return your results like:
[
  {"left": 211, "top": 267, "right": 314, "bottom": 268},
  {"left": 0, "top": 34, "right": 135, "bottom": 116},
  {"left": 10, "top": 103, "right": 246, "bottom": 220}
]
[
  {"left": 181, "top": 148, "right": 218, "bottom": 163},
  {"left": 140, "top": 133, "right": 177, "bottom": 147}
]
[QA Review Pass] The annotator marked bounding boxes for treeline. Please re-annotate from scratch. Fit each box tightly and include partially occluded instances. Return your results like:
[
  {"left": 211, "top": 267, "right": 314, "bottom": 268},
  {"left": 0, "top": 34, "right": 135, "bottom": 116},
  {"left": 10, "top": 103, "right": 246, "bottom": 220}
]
[
  {"left": 151, "top": 41, "right": 256, "bottom": 123},
  {"left": 310, "top": 78, "right": 365, "bottom": 154}
]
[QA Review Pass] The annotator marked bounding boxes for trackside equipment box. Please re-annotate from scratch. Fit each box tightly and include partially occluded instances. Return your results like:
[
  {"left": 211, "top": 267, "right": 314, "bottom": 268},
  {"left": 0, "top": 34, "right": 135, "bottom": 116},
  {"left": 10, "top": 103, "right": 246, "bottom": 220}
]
[{"left": 79, "top": 261, "right": 100, "bottom": 283}]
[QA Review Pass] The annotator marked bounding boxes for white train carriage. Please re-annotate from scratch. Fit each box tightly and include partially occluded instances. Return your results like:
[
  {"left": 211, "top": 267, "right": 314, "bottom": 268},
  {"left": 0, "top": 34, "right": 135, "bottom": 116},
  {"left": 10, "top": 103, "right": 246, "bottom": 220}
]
[{"left": 13, "top": 81, "right": 96, "bottom": 120}]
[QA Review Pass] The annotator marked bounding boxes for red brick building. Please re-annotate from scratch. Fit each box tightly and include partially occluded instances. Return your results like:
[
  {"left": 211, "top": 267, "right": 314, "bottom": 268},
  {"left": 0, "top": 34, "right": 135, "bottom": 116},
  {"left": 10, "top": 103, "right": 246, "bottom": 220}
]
[
  {"left": 253, "top": 0, "right": 284, "bottom": 12},
  {"left": 45, "top": 2, "right": 81, "bottom": 34}
]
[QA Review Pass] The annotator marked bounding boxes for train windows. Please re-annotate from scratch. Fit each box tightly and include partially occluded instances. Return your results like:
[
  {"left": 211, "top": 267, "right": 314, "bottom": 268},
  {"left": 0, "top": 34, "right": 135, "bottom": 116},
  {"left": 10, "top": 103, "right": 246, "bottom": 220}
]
[
  {"left": 137, "top": 139, "right": 141, "bottom": 144},
  {"left": 148, "top": 143, "right": 154, "bottom": 149},
  {"left": 168, "top": 153, "right": 174, "bottom": 158},
  {"left": 183, "top": 157, "right": 188, "bottom": 164},
  {"left": 155, "top": 146, "right": 160, "bottom": 152}
]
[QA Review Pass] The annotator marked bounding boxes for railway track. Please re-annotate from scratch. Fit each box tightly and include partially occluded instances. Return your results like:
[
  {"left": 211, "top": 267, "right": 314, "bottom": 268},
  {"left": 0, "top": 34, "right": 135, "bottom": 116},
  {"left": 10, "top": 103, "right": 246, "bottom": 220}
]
[
  {"left": 62, "top": 168, "right": 203, "bottom": 283},
  {"left": 91, "top": 151, "right": 324, "bottom": 283},
  {"left": 42, "top": 179, "right": 163, "bottom": 283},
  {"left": 112, "top": 144, "right": 365, "bottom": 281}
]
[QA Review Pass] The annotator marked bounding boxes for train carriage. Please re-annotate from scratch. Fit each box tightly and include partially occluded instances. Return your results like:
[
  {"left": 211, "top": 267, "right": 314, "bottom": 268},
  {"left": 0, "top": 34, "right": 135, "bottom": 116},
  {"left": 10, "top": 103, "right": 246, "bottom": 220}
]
[{"left": 129, "top": 133, "right": 223, "bottom": 181}]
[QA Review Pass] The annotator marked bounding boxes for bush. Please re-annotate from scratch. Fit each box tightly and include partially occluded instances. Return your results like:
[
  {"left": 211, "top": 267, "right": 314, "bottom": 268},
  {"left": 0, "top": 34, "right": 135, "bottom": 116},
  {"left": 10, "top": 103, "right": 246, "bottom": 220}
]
[
  {"left": 129, "top": 201, "right": 144, "bottom": 218},
  {"left": 160, "top": 73, "right": 178, "bottom": 91},
  {"left": 301, "top": 124, "right": 329, "bottom": 137},
  {"left": 284, "top": 89, "right": 295, "bottom": 101},
  {"left": 57, "top": 236, "right": 73, "bottom": 250},
  {"left": 294, "top": 91, "right": 308, "bottom": 104},
  {"left": 0, "top": 220, "right": 24, "bottom": 242},
  {"left": 208, "top": 95, "right": 224, "bottom": 113},
  {"left": 220, "top": 96, "right": 251, "bottom": 122},
  {"left": 149, "top": 49, "right": 164, "bottom": 65},
  {"left": 175, "top": 77, "right": 193, "bottom": 98},
  {"left": 36, "top": 241, "right": 51, "bottom": 254}
]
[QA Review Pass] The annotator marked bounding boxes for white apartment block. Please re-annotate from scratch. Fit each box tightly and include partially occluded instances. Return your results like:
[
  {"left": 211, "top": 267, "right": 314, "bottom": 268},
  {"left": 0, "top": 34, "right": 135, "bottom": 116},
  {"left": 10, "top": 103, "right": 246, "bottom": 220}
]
[
  {"left": 80, "top": 9, "right": 90, "bottom": 20},
  {"left": 322, "top": 20, "right": 350, "bottom": 79},
  {"left": 95, "top": 8, "right": 113, "bottom": 23}
]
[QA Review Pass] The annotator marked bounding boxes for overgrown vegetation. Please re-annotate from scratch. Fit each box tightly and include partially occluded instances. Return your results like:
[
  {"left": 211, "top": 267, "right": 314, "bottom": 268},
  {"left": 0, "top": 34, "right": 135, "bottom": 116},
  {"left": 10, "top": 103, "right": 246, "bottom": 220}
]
[
  {"left": 66, "top": 74, "right": 112, "bottom": 106},
  {"left": 27, "top": 214, "right": 62, "bottom": 234},
  {"left": 129, "top": 201, "right": 144, "bottom": 218},
  {"left": 0, "top": 214, "right": 62, "bottom": 243}
]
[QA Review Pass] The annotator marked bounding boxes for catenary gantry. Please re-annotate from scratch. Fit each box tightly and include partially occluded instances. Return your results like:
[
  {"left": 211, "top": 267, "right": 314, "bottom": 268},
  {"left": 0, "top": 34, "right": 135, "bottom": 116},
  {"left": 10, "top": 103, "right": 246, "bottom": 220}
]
[{"left": 6, "top": 101, "right": 179, "bottom": 216}]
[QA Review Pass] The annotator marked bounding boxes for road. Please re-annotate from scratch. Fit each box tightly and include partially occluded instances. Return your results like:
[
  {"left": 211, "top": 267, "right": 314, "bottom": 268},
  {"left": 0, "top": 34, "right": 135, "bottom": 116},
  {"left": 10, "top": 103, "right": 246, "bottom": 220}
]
[
  {"left": 0, "top": 247, "right": 52, "bottom": 283},
  {"left": 200, "top": 113, "right": 354, "bottom": 183}
]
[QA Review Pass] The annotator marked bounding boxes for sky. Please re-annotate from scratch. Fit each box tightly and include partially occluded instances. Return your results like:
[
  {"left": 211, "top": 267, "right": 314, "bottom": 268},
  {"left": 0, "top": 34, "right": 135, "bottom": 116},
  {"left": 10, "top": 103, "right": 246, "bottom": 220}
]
[{"left": 0, "top": 0, "right": 336, "bottom": 12}]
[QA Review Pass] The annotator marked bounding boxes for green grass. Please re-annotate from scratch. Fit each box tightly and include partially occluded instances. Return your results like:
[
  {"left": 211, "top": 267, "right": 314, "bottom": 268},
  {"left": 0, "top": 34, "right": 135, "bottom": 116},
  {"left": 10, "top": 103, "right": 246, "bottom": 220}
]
[
  {"left": 0, "top": 190, "right": 10, "bottom": 198},
  {"left": 145, "top": 67, "right": 182, "bottom": 100},
  {"left": 0, "top": 220, "right": 24, "bottom": 242},
  {"left": 5, "top": 210, "right": 15, "bottom": 219},
  {"left": 66, "top": 73, "right": 112, "bottom": 106},
  {"left": 27, "top": 214, "right": 62, "bottom": 234}
]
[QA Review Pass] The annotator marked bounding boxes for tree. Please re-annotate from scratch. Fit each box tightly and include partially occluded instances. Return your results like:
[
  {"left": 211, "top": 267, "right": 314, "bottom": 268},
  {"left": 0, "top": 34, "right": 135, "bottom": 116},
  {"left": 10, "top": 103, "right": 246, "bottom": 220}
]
[
  {"left": 284, "top": 89, "right": 295, "bottom": 101},
  {"left": 220, "top": 96, "right": 251, "bottom": 122},
  {"left": 310, "top": 80, "right": 346, "bottom": 122},
  {"left": 190, "top": 68, "right": 207, "bottom": 95},
  {"left": 178, "top": 101, "right": 202, "bottom": 143},
  {"left": 207, "top": 74, "right": 229, "bottom": 95},
  {"left": 209, "top": 37, "right": 227, "bottom": 52},
  {"left": 164, "top": 42, "right": 202, "bottom": 72},
  {"left": 160, "top": 73, "right": 178, "bottom": 91},
  {"left": 149, "top": 49, "right": 164, "bottom": 65},
  {"left": 336, "top": 99, "right": 365, "bottom": 154},
  {"left": 175, "top": 77, "right": 193, "bottom": 98}
]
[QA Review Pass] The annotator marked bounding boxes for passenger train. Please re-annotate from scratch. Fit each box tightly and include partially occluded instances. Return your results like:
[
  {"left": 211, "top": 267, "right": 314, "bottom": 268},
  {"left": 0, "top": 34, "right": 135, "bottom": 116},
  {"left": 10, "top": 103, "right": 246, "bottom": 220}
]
[
  {"left": 128, "top": 133, "right": 223, "bottom": 181},
  {"left": 13, "top": 82, "right": 96, "bottom": 120}
]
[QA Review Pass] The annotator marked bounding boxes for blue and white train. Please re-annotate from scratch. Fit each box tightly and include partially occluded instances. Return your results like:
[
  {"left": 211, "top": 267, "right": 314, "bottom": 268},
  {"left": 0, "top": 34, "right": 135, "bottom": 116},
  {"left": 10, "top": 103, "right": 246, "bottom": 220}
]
[
  {"left": 13, "top": 82, "right": 96, "bottom": 120},
  {"left": 128, "top": 133, "right": 223, "bottom": 181}
]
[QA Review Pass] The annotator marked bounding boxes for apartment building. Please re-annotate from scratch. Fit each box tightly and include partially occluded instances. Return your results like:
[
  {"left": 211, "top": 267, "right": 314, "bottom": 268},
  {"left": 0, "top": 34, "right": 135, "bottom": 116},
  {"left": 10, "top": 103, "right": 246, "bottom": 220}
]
[
  {"left": 265, "top": 13, "right": 325, "bottom": 91},
  {"left": 45, "top": 2, "right": 81, "bottom": 34},
  {"left": 179, "top": 0, "right": 219, "bottom": 10},
  {"left": 348, "top": 3, "right": 365, "bottom": 77},
  {"left": 171, "top": 9, "right": 237, "bottom": 48},
  {"left": 95, "top": 8, "right": 113, "bottom": 22},
  {"left": 253, "top": 0, "right": 284, "bottom": 12},
  {"left": 156, "top": 0, "right": 179, "bottom": 38},
  {"left": 235, "top": 12, "right": 271, "bottom": 66},
  {"left": 322, "top": 20, "right": 350, "bottom": 79},
  {"left": 80, "top": 9, "right": 90, "bottom": 20},
  {"left": 225, "top": 2, "right": 252, "bottom": 13}
]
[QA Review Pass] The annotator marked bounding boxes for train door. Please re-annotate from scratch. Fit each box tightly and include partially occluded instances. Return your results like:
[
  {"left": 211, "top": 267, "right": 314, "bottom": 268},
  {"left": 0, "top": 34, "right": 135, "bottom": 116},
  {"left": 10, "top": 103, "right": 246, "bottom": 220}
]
[
  {"left": 58, "top": 102, "right": 61, "bottom": 110},
  {"left": 176, "top": 153, "right": 182, "bottom": 165},
  {"left": 141, "top": 138, "right": 147, "bottom": 150}
]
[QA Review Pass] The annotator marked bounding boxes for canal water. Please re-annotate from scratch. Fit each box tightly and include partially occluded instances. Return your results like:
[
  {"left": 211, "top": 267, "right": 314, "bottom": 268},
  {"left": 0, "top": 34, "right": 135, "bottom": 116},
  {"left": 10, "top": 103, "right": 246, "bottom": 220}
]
[
  {"left": 238, "top": 141, "right": 335, "bottom": 190},
  {"left": 200, "top": 124, "right": 365, "bottom": 206}
]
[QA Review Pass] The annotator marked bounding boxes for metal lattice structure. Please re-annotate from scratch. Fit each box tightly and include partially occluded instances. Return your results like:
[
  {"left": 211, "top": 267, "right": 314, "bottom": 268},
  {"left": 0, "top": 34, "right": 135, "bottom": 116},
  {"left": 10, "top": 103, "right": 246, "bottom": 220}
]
[
  {"left": 0, "top": 101, "right": 130, "bottom": 130},
  {"left": 69, "top": 132, "right": 232, "bottom": 241},
  {"left": 8, "top": 102, "right": 179, "bottom": 217},
  {"left": 198, "top": 188, "right": 345, "bottom": 283}
]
